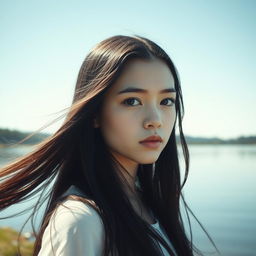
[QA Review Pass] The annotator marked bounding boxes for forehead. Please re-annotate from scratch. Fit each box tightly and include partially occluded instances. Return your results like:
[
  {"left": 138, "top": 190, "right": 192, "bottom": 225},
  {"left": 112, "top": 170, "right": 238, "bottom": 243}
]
[{"left": 109, "top": 59, "right": 175, "bottom": 94}]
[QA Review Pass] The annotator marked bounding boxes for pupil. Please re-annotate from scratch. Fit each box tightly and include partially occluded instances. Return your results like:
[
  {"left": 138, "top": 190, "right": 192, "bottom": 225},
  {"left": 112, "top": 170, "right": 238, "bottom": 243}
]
[{"left": 129, "top": 99, "right": 135, "bottom": 105}]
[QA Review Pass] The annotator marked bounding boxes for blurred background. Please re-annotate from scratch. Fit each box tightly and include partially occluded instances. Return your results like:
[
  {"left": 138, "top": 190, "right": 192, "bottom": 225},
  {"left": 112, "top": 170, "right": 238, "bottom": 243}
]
[{"left": 0, "top": 0, "right": 255, "bottom": 255}]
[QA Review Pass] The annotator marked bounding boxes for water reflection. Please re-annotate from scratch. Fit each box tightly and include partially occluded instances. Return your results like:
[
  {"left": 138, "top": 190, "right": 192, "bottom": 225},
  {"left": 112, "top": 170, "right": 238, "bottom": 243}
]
[{"left": 0, "top": 144, "right": 255, "bottom": 255}]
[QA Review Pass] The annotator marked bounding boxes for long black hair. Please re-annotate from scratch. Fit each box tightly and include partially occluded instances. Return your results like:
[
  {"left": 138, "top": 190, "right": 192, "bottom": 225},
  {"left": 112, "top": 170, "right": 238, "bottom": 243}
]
[{"left": 0, "top": 35, "right": 216, "bottom": 255}]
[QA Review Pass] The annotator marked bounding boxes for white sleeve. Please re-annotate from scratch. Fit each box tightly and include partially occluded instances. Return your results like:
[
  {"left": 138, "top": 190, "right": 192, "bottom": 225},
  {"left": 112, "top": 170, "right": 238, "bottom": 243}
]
[{"left": 38, "top": 199, "right": 105, "bottom": 256}]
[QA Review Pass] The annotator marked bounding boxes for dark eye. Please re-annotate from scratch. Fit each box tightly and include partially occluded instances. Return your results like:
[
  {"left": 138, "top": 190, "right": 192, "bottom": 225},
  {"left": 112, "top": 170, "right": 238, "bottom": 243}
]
[
  {"left": 161, "top": 98, "right": 176, "bottom": 106},
  {"left": 122, "top": 98, "right": 141, "bottom": 106}
]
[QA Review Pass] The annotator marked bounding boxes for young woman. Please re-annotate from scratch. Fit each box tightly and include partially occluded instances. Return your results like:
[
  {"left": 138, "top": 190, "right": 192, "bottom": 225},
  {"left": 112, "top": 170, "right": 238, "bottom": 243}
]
[{"left": 0, "top": 35, "right": 214, "bottom": 255}]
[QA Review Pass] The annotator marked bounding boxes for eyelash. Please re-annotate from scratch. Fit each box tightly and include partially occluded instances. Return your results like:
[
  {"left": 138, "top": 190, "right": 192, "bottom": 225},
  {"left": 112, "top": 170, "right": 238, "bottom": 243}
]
[{"left": 122, "top": 97, "right": 176, "bottom": 107}]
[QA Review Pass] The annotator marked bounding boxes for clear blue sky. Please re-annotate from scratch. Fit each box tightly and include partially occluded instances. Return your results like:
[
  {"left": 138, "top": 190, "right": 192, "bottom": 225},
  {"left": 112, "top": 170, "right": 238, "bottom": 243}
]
[{"left": 1, "top": 0, "right": 255, "bottom": 138}]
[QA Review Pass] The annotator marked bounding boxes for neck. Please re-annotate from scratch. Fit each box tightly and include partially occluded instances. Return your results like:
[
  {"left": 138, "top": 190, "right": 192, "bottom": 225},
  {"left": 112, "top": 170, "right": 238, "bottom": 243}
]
[
  {"left": 110, "top": 151, "right": 140, "bottom": 197},
  {"left": 119, "top": 165, "right": 140, "bottom": 198}
]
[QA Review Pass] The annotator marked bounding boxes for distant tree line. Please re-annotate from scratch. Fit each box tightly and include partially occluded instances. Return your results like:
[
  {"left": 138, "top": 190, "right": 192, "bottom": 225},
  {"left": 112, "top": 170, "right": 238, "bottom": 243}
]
[
  {"left": 0, "top": 128, "right": 50, "bottom": 145},
  {"left": 0, "top": 128, "right": 255, "bottom": 145},
  {"left": 177, "top": 135, "right": 256, "bottom": 144}
]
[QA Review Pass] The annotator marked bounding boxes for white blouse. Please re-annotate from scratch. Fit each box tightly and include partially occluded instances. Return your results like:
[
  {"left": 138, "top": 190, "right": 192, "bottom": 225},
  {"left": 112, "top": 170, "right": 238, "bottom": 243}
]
[{"left": 38, "top": 186, "right": 177, "bottom": 256}]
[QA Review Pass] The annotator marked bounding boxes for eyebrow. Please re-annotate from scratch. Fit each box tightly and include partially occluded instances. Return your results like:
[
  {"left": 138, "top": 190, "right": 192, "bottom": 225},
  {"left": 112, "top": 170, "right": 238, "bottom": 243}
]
[{"left": 117, "top": 87, "right": 176, "bottom": 95}]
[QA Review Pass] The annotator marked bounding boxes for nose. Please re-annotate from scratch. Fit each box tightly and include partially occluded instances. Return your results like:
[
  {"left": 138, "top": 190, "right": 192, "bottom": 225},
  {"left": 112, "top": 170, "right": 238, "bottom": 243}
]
[{"left": 143, "top": 107, "right": 163, "bottom": 129}]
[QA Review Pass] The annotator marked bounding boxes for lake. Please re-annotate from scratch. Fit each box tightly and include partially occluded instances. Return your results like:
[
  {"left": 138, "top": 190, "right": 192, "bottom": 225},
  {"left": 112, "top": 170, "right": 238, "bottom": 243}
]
[{"left": 0, "top": 144, "right": 255, "bottom": 256}]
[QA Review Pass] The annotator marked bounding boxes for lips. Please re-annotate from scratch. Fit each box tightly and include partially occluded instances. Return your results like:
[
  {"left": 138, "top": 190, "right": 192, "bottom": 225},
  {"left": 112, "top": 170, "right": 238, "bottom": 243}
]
[{"left": 139, "top": 135, "right": 163, "bottom": 143}]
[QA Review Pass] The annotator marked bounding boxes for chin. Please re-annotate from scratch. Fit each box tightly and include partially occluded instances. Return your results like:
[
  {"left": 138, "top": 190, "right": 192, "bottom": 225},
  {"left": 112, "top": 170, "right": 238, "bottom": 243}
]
[
  {"left": 140, "top": 161, "right": 156, "bottom": 164},
  {"left": 137, "top": 156, "right": 160, "bottom": 164}
]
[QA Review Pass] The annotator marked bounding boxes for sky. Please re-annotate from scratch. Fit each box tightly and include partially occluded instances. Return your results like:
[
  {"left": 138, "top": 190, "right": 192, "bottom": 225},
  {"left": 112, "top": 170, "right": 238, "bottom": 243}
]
[{"left": 0, "top": 0, "right": 255, "bottom": 139}]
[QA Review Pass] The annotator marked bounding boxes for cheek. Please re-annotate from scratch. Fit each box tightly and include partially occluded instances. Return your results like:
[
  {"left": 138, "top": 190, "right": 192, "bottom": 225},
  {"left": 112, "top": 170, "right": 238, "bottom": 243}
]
[
  {"left": 170, "top": 111, "right": 176, "bottom": 127},
  {"left": 100, "top": 107, "right": 136, "bottom": 144},
  {"left": 165, "top": 109, "right": 176, "bottom": 133},
  {"left": 164, "top": 107, "right": 176, "bottom": 120}
]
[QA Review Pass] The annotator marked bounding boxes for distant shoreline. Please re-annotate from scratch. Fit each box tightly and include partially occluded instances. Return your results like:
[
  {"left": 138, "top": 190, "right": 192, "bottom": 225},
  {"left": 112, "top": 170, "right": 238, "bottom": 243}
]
[
  {"left": 180, "top": 135, "right": 256, "bottom": 145},
  {"left": 1, "top": 140, "right": 256, "bottom": 148},
  {"left": 0, "top": 128, "right": 256, "bottom": 145}
]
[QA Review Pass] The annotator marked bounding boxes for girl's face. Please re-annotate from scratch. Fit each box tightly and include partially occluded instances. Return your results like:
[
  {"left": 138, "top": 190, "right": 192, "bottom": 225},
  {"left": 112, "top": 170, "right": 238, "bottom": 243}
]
[{"left": 96, "top": 58, "right": 176, "bottom": 171}]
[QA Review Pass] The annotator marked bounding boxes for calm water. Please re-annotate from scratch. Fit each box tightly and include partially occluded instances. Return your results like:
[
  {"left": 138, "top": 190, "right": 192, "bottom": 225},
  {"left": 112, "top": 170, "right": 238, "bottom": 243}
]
[{"left": 0, "top": 144, "right": 255, "bottom": 256}]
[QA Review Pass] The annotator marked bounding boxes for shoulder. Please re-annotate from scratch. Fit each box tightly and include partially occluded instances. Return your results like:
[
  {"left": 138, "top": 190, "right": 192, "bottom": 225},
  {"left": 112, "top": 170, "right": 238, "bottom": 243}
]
[
  {"left": 53, "top": 198, "right": 103, "bottom": 230},
  {"left": 38, "top": 199, "right": 105, "bottom": 256}
]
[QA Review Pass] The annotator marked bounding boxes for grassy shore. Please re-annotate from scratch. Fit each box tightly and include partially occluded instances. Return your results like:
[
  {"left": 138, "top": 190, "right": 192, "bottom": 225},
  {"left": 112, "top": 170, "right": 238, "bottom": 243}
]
[{"left": 0, "top": 227, "right": 34, "bottom": 256}]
